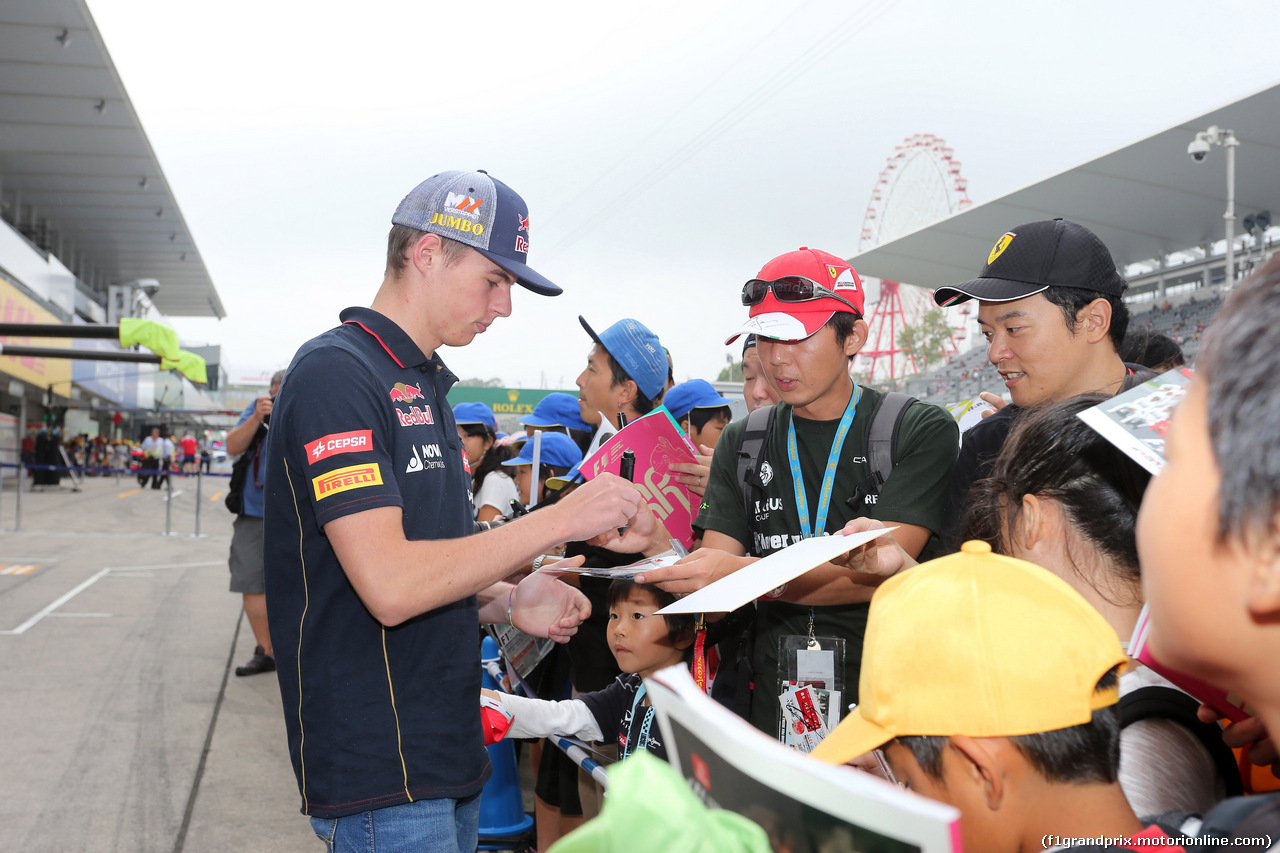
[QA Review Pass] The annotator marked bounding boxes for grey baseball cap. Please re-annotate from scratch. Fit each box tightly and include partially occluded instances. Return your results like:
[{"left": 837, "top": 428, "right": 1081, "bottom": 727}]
[{"left": 392, "top": 170, "right": 560, "bottom": 296}]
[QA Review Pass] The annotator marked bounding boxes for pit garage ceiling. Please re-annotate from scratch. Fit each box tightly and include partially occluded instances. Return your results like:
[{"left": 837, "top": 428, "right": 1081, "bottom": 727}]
[{"left": 0, "top": 0, "right": 224, "bottom": 318}]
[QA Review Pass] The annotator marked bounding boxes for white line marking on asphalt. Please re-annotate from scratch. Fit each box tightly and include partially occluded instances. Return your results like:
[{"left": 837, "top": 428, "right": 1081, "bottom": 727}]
[
  {"left": 0, "top": 568, "right": 110, "bottom": 635},
  {"left": 106, "top": 561, "right": 222, "bottom": 572},
  {"left": 0, "top": 561, "right": 224, "bottom": 635}
]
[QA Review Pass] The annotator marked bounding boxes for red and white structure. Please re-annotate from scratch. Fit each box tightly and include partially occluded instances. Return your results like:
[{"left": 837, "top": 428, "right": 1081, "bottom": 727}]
[{"left": 855, "top": 134, "right": 973, "bottom": 383}]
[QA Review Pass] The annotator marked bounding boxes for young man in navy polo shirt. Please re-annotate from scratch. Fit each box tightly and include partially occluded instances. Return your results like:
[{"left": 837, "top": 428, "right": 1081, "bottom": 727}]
[{"left": 263, "top": 170, "right": 642, "bottom": 852}]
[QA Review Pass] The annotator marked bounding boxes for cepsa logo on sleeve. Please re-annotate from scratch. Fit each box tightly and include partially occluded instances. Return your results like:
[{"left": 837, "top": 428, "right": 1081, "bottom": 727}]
[
  {"left": 304, "top": 430, "right": 373, "bottom": 465},
  {"left": 312, "top": 463, "right": 383, "bottom": 501}
]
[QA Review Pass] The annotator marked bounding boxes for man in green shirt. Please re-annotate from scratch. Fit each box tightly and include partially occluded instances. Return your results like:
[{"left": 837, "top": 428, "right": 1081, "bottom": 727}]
[{"left": 639, "top": 247, "right": 958, "bottom": 735}]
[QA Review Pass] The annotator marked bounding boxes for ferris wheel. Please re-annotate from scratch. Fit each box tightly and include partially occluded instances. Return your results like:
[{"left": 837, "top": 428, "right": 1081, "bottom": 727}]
[{"left": 855, "top": 133, "right": 972, "bottom": 383}]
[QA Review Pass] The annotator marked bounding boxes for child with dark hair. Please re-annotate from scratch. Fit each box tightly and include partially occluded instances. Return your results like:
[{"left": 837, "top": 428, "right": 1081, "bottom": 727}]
[
  {"left": 963, "top": 395, "right": 1237, "bottom": 815},
  {"left": 484, "top": 580, "right": 696, "bottom": 761},
  {"left": 666, "top": 378, "right": 736, "bottom": 501},
  {"left": 740, "top": 334, "right": 780, "bottom": 413},
  {"left": 501, "top": 431, "right": 582, "bottom": 509},
  {"left": 454, "top": 401, "right": 518, "bottom": 523},
  {"left": 1135, "top": 257, "right": 1280, "bottom": 838},
  {"left": 811, "top": 543, "right": 1190, "bottom": 852},
  {"left": 1120, "top": 328, "right": 1186, "bottom": 372}
]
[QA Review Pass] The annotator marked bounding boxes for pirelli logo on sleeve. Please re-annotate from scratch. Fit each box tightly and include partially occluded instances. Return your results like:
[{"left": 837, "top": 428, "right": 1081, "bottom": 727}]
[{"left": 312, "top": 463, "right": 383, "bottom": 501}]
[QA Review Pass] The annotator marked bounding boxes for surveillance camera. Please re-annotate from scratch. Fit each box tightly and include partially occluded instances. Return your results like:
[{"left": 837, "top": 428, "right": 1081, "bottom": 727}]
[{"left": 1187, "top": 137, "right": 1212, "bottom": 161}]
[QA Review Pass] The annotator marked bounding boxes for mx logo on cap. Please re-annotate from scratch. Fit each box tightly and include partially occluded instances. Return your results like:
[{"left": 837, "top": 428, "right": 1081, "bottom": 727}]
[{"left": 988, "top": 232, "right": 1016, "bottom": 265}]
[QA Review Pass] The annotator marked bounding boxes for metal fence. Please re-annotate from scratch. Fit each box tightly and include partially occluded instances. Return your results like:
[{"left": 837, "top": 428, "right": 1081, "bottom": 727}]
[{"left": 0, "top": 461, "right": 232, "bottom": 536}]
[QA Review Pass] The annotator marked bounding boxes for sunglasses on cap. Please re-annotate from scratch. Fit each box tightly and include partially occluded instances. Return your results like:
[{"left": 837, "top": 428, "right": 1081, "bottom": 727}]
[{"left": 741, "top": 276, "right": 860, "bottom": 316}]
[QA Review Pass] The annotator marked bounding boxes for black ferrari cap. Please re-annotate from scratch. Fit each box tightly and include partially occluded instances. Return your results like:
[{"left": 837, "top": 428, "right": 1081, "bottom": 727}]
[{"left": 933, "top": 219, "right": 1128, "bottom": 307}]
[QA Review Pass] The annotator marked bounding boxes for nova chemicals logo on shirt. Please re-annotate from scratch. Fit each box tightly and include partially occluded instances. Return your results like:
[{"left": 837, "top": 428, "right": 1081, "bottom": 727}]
[
  {"left": 312, "top": 463, "right": 384, "bottom": 500},
  {"left": 305, "top": 430, "right": 373, "bottom": 465},
  {"left": 405, "top": 443, "right": 445, "bottom": 473}
]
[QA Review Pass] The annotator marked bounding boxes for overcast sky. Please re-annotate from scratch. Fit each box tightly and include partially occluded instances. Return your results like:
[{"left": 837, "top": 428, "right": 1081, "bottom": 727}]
[{"left": 86, "top": 0, "right": 1280, "bottom": 390}]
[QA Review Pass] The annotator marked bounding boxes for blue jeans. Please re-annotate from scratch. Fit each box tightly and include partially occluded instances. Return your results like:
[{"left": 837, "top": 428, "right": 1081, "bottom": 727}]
[{"left": 309, "top": 794, "right": 480, "bottom": 853}]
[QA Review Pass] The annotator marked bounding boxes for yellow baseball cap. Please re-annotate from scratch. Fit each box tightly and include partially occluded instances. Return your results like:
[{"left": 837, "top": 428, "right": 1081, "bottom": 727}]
[{"left": 810, "top": 540, "right": 1127, "bottom": 766}]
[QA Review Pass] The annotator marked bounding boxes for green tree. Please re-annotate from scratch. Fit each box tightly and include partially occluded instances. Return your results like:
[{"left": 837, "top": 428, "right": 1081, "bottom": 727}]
[
  {"left": 717, "top": 362, "right": 743, "bottom": 382},
  {"left": 897, "top": 308, "right": 953, "bottom": 375}
]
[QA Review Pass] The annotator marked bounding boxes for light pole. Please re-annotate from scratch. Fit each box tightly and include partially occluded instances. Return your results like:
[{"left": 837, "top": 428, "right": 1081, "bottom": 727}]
[{"left": 1188, "top": 125, "right": 1240, "bottom": 288}]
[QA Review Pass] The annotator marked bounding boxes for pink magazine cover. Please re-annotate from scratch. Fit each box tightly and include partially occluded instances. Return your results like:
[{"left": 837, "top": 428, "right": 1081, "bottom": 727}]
[
  {"left": 1129, "top": 603, "right": 1253, "bottom": 723},
  {"left": 580, "top": 408, "right": 700, "bottom": 549}
]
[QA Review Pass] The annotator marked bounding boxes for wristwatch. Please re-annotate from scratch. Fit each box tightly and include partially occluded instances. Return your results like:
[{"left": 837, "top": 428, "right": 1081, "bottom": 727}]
[{"left": 532, "top": 555, "right": 546, "bottom": 571}]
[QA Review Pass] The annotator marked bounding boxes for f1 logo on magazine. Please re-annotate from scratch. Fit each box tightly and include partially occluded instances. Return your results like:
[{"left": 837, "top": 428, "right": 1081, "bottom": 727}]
[{"left": 305, "top": 430, "right": 373, "bottom": 465}]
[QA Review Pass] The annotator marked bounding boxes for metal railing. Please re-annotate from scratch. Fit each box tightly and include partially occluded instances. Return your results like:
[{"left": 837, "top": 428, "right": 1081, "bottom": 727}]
[{"left": 0, "top": 461, "right": 231, "bottom": 536}]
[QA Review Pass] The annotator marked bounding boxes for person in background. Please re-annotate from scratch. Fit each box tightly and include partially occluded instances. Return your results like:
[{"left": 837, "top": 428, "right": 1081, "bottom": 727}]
[
  {"left": 665, "top": 378, "right": 735, "bottom": 500},
  {"left": 574, "top": 315, "right": 667, "bottom": 437},
  {"left": 225, "top": 370, "right": 284, "bottom": 677},
  {"left": 180, "top": 432, "right": 199, "bottom": 475},
  {"left": 1120, "top": 328, "right": 1185, "bottom": 373},
  {"left": 484, "top": 579, "right": 696, "bottom": 762},
  {"left": 502, "top": 431, "right": 582, "bottom": 509},
  {"left": 933, "top": 219, "right": 1151, "bottom": 551},
  {"left": 740, "top": 334, "right": 779, "bottom": 413},
  {"left": 811, "top": 544, "right": 1189, "bottom": 852},
  {"left": 963, "top": 395, "right": 1236, "bottom": 815},
  {"left": 520, "top": 392, "right": 593, "bottom": 454},
  {"left": 640, "top": 247, "right": 957, "bottom": 737},
  {"left": 454, "top": 401, "right": 517, "bottom": 524},
  {"left": 139, "top": 426, "right": 164, "bottom": 488},
  {"left": 1136, "top": 258, "right": 1280, "bottom": 837}
]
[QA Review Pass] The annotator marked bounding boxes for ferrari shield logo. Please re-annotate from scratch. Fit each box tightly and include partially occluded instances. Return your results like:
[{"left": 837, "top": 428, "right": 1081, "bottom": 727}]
[{"left": 988, "top": 232, "right": 1015, "bottom": 265}]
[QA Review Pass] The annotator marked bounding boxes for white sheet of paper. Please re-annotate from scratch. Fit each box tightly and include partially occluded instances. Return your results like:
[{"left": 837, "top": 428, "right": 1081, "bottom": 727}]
[
  {"left": 796, "top": 649, "right": 835, "bottom": 685},
  {"left": 655, "top": 527, "right": 896, "bottom": 615}
]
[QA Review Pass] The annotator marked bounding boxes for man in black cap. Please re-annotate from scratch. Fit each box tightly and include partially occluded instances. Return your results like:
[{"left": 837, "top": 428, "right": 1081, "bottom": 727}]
[{"left": 935, "top": 218, "right": 1152, "bottom": 549}]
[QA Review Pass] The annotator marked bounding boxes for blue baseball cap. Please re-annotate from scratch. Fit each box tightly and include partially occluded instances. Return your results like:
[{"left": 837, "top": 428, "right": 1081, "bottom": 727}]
[
  {"left": 392, "top": 170, "right": 560, "bottom": 296},
  {"left": 501, "top": 431, "right": 583, "bottom": 471},
  {"left": 579, "top": 316, "right": 666, "bottom": 401},
  {"left": 520, "top": 392, "right": 592, "bottom": 432},
  {"left": 453, "top": 401, "right": 497, "bottom": 431},
  {"left": 664, "top": 379, "right": 735, "bottom": 422},
  {"left": 546, "top": 460, "right": 585, "bottom": 492}
]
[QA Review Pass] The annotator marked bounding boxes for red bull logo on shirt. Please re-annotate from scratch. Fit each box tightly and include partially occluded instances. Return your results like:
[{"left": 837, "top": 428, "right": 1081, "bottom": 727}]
[
  {"left": 389, "top": 382, "right": 424, "bottom": 402},
  {"left": 396, "top": 406, "right": 434, "bottom": 427},
  {"left": 312, "top": 463, "right": 384, "bottom": 501}
]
